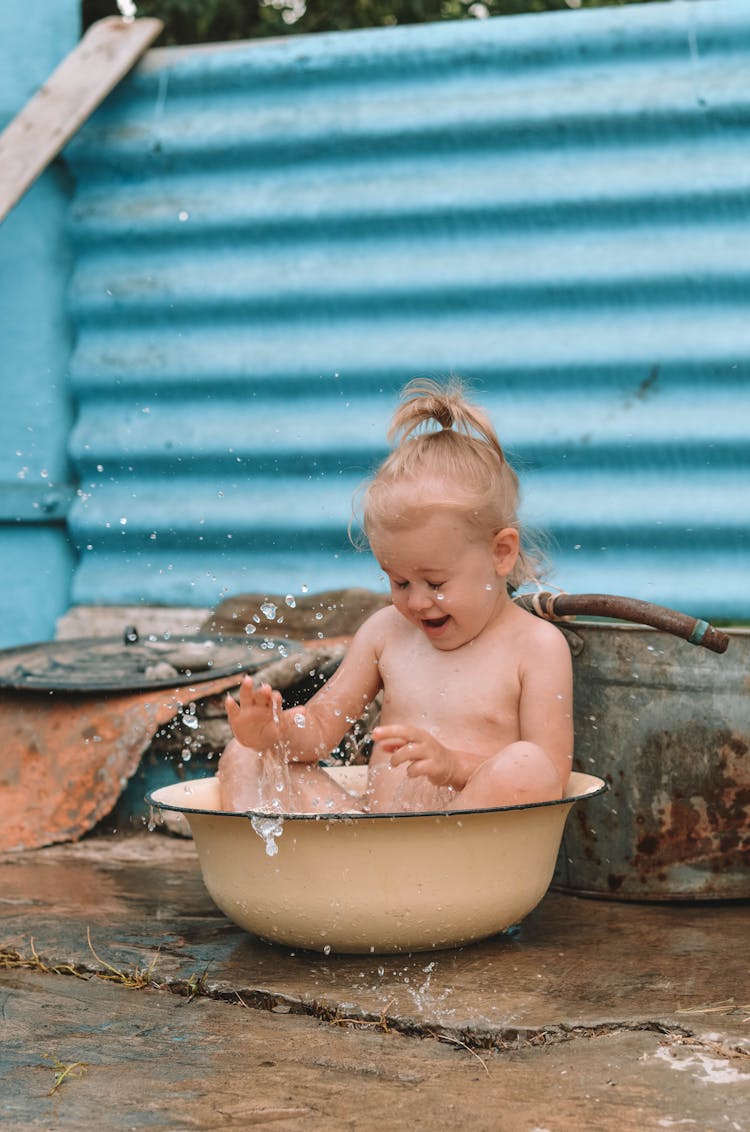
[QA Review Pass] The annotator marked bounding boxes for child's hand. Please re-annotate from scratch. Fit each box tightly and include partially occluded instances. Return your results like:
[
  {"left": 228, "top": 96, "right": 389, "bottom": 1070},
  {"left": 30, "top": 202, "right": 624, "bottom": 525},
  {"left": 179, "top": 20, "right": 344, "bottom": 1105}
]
[
  {"left": 372, "top": 723, "right": 456, "bottom": 788},
  {"left": 225, "top": 677, "right": 284, "bottom": 752}
]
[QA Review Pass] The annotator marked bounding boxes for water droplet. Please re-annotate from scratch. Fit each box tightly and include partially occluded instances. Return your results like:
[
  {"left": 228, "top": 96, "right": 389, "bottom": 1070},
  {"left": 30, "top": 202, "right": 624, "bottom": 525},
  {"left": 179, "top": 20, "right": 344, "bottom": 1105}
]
[
  {"left": 250, "top": 814, "right": 284, "bottom": 857},
  {"left": 244, "top": 623, "right": 256, "bottom": 635},
  {"left": 260, "top": 601, "right": 278, "bottom": 621},
  {"left": 301, "top": 584, "right": 309, "bottom": 593},
  {"left": 323, "top": 944, "right": 332, "bottom": 956},
  {"left": 285, "top": 594, "right": 296, "bottom": 608},
  {"left": 293, "top": 712, "right": 306, "bottom": 728}
]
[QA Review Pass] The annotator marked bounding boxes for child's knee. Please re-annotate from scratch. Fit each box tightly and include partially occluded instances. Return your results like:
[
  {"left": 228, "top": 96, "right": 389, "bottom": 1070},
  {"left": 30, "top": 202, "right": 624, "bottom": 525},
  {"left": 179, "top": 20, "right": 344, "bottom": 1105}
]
[
  {"left": 216, "top": 738, "right": 263, "bottom": 793},
  {"left": 219, "top": 737, "right": 254, "bottom": 768},
  {"left": 483, "top": 742, "right": 563, "bottom": 805}
]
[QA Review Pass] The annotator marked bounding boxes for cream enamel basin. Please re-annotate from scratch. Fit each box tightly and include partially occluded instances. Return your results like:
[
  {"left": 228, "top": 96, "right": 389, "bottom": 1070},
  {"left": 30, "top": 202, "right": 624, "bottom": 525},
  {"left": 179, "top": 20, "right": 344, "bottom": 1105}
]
[{"left": 148, "top": 767, "right": 606, "bottom": 954}]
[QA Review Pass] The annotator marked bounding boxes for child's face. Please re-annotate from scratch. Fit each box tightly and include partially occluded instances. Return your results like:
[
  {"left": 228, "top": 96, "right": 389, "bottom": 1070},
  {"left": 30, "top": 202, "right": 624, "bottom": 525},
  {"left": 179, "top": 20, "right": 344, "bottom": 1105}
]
[{"left": 369, "top": 508, "right": 518, "bottom": 651}]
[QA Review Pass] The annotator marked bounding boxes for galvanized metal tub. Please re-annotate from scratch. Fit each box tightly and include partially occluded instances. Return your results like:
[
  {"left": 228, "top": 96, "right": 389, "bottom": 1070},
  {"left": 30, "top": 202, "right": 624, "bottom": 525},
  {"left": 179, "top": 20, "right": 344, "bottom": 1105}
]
[{"left": 553, "top": 623, "right": 749, "bottom": 901}]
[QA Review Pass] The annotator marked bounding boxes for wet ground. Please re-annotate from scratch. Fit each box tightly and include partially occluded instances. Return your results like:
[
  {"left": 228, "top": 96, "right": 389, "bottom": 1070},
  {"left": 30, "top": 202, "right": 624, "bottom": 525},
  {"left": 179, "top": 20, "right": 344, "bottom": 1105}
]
[{"left": 1, "top": 831, "right": 747, "bottom": 1130}]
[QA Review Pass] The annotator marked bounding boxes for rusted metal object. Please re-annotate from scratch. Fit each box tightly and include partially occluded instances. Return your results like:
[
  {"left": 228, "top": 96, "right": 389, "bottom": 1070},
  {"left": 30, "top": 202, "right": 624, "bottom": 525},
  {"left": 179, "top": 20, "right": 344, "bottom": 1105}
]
[
  {"left": 0, "top": 634, "right": 300, "bottom": 692},
  {"left": 515, "top": 592, "right": 730, "bottom": 654},
  {"left": 553, "top": 624, "right": 749, "bottom": 901},
  {"left": 0, "top": 631, "right": 305, "bottom": 851},
  {"left": 0, "top": 674, "right": 247, "bottom": 853}
]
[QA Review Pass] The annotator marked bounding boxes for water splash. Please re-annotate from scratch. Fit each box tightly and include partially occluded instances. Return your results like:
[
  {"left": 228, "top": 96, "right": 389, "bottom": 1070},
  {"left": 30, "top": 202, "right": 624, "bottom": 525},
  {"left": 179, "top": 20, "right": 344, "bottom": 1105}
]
[
  {"left": 117, "top": 0, "right": 137, "bottom": 20},
  {"left": 250, "top": 814, "right": 284, "bottom": 857},
  {"left": 402, "top": 960, "right": 455, "bottom": 1018}
]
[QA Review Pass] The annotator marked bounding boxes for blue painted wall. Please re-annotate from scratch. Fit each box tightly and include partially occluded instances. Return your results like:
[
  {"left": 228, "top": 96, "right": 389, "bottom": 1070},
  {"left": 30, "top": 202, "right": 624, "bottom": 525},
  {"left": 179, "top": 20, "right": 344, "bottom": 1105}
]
[
  {"left": 0, "top": 0, "right": 79, "bottom": 647},
  {"left": 3, "top": 0, "right": 750, "bottom": 647}
]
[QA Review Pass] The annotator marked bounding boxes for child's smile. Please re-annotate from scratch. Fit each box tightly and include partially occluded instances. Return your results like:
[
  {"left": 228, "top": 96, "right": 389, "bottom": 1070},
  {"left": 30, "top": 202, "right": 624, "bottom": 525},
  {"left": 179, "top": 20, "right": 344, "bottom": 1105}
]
[{"left": 369, "top": 507, "right": 519, "bottom": 651}]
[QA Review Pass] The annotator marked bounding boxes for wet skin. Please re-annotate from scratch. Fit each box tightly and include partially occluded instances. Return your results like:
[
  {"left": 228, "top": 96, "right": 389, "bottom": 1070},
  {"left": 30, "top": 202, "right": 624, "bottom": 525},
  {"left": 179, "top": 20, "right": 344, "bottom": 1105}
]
[{"left": 220, "top": 507, "right": 573, "bottom": 814}]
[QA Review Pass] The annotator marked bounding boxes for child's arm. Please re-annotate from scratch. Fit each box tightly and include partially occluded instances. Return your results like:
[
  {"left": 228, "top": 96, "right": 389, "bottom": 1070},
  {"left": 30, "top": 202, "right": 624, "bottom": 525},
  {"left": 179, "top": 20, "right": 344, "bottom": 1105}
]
[
  {"left": 516, "top": 623, "right": 574, "bottom": 783},
  {"left": 225, "top": 610, "right": 387, "bottom": 763}
]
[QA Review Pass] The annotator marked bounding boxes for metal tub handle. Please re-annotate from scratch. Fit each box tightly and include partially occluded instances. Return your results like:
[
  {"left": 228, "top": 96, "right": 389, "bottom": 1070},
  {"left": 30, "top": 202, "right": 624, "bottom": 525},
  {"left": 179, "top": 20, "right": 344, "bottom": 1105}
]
[{"left": 515, "top": 592, "right": 730, "bottom": 654}]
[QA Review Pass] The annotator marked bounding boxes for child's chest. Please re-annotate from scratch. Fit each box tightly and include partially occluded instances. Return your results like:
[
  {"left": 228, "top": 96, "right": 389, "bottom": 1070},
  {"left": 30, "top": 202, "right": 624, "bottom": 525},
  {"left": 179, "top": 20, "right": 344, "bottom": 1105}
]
[{"left": 377, "top": 628, "right": 522, "bottom": 740}]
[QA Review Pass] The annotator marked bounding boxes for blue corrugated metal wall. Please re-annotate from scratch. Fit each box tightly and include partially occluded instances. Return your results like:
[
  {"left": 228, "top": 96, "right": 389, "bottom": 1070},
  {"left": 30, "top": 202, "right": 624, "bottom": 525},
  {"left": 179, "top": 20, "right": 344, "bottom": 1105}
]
[
  {"left": 65, "top": 0, "right": 750, "bottom": 620},
  {"left": 0, "top": 0, "right": 79, "bottom": 648}
]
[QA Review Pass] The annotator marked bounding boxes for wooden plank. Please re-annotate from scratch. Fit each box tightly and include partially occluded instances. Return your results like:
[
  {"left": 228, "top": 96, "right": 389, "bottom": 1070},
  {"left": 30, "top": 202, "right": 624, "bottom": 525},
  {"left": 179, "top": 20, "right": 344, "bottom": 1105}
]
[{"left": 0, "top": 16, "right": 163, "bottom": 224}]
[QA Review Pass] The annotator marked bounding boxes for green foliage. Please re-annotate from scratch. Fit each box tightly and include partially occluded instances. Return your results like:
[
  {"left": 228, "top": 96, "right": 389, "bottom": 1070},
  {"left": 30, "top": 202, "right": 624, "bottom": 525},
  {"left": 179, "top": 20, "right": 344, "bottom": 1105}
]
[{"left": 82, "top": 0, "right": 659, "bottom": 47}]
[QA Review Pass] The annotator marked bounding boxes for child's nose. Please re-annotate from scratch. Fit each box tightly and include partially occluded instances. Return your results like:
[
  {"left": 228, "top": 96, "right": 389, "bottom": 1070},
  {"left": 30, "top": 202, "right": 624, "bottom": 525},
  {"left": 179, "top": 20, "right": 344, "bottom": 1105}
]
[{"left": 407, "top": 585, "right": 432, "bottom": 612}]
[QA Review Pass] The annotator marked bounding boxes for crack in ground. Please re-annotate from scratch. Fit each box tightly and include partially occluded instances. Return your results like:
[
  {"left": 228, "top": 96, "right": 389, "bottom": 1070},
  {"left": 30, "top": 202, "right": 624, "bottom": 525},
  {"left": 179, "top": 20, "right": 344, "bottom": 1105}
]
[
  {"left": 162, "top": 977, "right": 750, "bottom": 1061},
  {"left": 3, "top": 945, "right": 748, "bottom": 1063}
]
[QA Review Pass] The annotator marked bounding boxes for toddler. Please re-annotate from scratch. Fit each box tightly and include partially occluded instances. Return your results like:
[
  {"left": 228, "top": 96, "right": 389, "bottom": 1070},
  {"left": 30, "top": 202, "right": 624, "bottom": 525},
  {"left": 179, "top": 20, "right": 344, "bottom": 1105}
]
[{"left": 218, "top": 379, "right": 573, "bottom": 814}]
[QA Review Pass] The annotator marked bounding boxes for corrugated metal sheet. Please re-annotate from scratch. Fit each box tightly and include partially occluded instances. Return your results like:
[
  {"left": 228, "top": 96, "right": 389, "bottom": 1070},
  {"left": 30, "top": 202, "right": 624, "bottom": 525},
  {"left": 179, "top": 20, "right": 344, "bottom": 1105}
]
[{"left": 65, "top": 0, "right": 750, "bottom": 618}]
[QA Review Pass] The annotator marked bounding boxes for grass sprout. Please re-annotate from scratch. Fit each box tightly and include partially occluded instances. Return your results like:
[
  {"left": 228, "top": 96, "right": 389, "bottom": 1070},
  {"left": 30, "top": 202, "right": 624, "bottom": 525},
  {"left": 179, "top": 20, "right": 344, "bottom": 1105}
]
[{"left": 45, "top": 1054, "right": 88, "bottom": 1095}]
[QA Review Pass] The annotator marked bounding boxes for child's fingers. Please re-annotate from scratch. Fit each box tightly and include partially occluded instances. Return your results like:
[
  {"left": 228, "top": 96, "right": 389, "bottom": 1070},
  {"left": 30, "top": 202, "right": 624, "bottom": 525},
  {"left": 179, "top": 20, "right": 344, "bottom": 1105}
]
[
  {"left": 389, "top": 741, "right": 425, "bottom": 766},
  {"left": 237, "top": 674, "right": 259, "bottom": 705},
  {"left": 372, "top": 724, "right": 411, "bottom": 747}
]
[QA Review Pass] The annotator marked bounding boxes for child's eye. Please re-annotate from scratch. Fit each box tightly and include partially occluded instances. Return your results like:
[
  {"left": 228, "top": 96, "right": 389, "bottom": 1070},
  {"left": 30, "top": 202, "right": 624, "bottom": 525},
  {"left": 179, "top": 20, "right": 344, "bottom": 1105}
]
[
  {"left": 392, "top": 579, "right": 409, "bottom": 590},
  {"left": 428, "top": 581, "right": 446, "bottom": 590}
]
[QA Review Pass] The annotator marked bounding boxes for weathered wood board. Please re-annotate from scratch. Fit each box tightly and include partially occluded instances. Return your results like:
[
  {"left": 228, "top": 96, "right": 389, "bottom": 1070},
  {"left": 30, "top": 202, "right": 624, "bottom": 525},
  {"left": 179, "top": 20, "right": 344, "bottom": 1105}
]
[{"left": 0, "top": 16, "right": 163, "bottom": 224}]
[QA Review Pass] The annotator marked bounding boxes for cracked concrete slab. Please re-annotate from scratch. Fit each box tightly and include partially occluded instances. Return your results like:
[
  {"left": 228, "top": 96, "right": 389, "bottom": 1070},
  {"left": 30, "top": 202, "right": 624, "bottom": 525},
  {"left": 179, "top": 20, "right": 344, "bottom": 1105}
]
[
  {"left": 2, "top": 967, "right": 748, "bottom": 1132},
  {"left": 1, "top": 832, "right": 748, "bottom": 1129}
]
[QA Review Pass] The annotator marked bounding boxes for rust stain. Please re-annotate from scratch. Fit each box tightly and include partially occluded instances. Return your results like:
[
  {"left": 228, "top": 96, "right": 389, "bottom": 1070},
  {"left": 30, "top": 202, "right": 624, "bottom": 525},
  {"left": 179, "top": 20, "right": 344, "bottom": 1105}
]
[
  {"left": 632, "top": 728, "right": 749, "bottom": 878},
  {"left": 0, "top": 674, "right": 240, "bottom": 853}
]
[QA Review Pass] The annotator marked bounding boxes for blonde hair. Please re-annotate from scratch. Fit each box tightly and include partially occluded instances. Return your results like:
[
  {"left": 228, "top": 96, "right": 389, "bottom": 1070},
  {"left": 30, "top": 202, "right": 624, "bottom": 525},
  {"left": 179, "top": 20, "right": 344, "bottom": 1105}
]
[{"left": 360, "top": 378, "right": 543, "bottom": 591}]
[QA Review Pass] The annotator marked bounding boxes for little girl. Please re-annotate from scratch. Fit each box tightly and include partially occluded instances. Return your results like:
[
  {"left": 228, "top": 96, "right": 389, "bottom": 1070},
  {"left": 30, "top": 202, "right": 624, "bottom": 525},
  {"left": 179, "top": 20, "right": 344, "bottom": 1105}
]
[{"left": 218, "top": 379, "right": 573, "bottom": 814}]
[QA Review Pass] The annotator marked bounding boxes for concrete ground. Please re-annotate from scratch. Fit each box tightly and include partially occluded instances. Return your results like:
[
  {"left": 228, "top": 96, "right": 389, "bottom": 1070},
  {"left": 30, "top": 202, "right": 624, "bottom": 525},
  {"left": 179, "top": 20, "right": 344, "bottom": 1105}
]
[{"left": 1, "top": 832, "right": 747, "bottom": 1131}]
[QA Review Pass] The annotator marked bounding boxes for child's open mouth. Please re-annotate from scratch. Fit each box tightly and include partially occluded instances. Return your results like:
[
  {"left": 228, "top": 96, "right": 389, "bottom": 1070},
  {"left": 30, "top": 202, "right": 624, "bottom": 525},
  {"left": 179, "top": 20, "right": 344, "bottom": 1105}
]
[{"left": 421, "top": 615, "right": 450, "bottom": 635}]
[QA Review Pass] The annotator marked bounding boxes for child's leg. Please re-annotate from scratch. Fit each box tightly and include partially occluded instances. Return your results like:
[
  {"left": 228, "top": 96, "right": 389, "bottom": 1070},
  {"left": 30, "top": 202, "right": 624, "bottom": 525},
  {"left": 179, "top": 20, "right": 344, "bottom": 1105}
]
[
  {"left": 217, "top": 738, "right": 362, "bottom": 814},
  {"left": 449, "top": 741, "right": 564, "bottom": 810}
]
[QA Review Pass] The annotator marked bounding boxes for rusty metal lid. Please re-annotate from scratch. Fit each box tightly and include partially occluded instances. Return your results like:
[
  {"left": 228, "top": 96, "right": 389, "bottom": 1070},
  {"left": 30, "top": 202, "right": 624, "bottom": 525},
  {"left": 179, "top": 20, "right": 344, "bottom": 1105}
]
[{"left": 0, "top": 632, "right": 303, "bottom": 693}]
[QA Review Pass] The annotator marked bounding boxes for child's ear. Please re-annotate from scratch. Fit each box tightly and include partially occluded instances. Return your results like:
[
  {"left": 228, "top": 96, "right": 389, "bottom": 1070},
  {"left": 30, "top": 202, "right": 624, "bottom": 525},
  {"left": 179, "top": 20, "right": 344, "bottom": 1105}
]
[{"left": 491, "top": 527, "right": 519, "bottom": 576}]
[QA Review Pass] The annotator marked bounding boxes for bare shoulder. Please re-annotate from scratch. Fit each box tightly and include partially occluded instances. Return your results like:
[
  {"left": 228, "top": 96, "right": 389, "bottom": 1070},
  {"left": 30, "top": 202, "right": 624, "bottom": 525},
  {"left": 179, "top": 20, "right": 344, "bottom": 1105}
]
[
  {"left": 512, "top": 604, "right": 573, "bottom": 665},
  {"left": 350, "top": 603, "right": 400, "bottom": 652}
]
